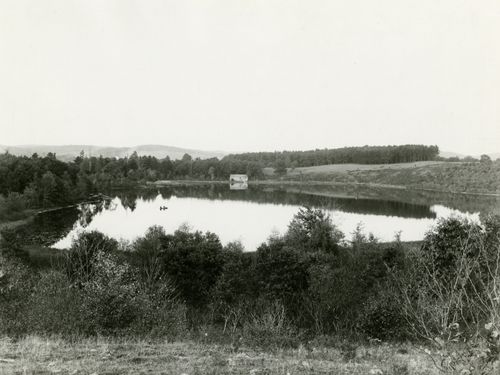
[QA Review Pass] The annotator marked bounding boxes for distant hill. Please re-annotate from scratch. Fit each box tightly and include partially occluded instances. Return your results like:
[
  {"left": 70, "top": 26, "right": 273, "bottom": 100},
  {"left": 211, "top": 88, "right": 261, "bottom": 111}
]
[
  {"left": 439, "top": 151, "right": 467, "bottom": 159},
  {"left": 0, "top": 144, "right": 226, "bottom": 161},
  {"left": 440, "top": 150, "right": 500, "bottom": 160}
]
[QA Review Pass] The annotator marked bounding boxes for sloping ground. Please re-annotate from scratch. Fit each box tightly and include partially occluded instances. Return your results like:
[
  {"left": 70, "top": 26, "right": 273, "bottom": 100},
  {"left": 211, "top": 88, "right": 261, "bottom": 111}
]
[
  {"left": 0, "top": 336, "right": 440, "bottom": 374},
  {"left": 289, "top": 161, "right": 446, "bottom": 174},
  {"left": 0, "top": 144, "right": 225, "bottom": 161},
  {"left": 268, "top": 161, "right": 500, "bottom": 195},
  {"left": 262, "top": 161, "right": 443, "bottom": 177}
]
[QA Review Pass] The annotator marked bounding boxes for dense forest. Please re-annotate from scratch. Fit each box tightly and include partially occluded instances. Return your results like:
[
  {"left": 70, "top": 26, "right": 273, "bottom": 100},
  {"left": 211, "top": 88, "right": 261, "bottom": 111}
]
[
  {"left": 223, "top": 145, "right": 440, "bottom": 170},
  {"left": 0, "top": 151, "right": 262, "bottom": 213}
]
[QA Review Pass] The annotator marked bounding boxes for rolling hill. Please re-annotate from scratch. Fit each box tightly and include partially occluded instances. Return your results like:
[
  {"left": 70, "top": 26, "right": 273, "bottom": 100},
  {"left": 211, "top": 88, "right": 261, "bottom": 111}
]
[
  {"left": 0, "top": 144, "right": 226, "bottom": 161},
  {"left": 266, "top": 160, "right": 500, "bottom": 196}
]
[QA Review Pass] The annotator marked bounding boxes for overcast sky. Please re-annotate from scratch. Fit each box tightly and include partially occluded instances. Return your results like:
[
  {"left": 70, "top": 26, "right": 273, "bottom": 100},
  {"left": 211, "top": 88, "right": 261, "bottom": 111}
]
[{"left": 0, "top": 0, "right": 499, "bottom": 155}]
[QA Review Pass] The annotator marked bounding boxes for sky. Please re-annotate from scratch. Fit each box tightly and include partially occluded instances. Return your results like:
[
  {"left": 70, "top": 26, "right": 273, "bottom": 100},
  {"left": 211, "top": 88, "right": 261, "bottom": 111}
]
[{"left": 0, "top": 0, "right": 499, "bottom": 155}]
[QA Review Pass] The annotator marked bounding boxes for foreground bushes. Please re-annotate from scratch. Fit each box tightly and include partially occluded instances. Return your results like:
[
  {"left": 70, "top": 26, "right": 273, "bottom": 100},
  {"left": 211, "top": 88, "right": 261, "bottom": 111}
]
[{"left": 1, "top": 208, "right": 500, "bottom": 369}]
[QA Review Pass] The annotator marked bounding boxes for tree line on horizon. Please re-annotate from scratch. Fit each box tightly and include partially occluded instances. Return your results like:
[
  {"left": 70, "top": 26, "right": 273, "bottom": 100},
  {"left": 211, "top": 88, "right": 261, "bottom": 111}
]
[{"left": 223, "top": 144, "right": 440, "bottom": 169}]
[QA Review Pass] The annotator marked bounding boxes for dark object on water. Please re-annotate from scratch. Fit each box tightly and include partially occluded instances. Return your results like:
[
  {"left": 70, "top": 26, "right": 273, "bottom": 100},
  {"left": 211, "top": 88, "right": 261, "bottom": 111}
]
[{"left": 160, "top": 206, "right": 168, "bottom": 211}]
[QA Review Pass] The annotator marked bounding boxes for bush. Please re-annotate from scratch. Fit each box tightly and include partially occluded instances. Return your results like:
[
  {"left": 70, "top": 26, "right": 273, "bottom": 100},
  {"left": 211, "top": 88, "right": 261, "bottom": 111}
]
[
  {"left": 64, "top": 230, "right": 119, "bottom": 284},
  {"left": 395, "top": 216, "right": 500, "bottom": 350},
  {"left": 210, "top": 243, "right": 255, "bottom": 330},
  {"left": 158, "top": 228, "right": 225, "bottom": 308},
  {"left": 285, "top": 206, "right": 344, "bottom": 253},
  {"left": 25, "top": 270, "right": 86, "bottom": 335},
  {"left": 255, "top": 238, "right": 310, "bottom": 319},
  {"left": 421, "top": 216, "right": 482, "bottom": 276},
  {"left": 242, "top": 301, "right": 300, "bottom": 349},
  {"left": 306, "top": 260, "right": 364, "bottom": 333},
  {"left": 360, "top": 286, "right": 407, "bottom": 341},
  {"left": 131, "top": 225, "right": 167, "bottom": 287},
  {"left": 1, "top": 251, "right": 188, "bottom": 338},
  {"left": 79, "top": 251, "right": 142, "bottom": 334},
  {"left": 132, "top": 282, "right": 188, "bottom": 339},
  {"left": 0, "top": 256, "right": 36, "bottom": 335}
]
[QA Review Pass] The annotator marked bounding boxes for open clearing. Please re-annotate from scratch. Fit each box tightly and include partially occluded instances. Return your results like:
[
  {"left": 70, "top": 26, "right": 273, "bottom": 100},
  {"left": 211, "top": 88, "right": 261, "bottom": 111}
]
[
  {"left": 264, "top": 161, "right": 450, "bottom": 176},
  {"left": 263, "top": 161, "right": 500, "bottom": 196},
  {"left": 0, "top": 336, "right": 440, "bottom": 375}
]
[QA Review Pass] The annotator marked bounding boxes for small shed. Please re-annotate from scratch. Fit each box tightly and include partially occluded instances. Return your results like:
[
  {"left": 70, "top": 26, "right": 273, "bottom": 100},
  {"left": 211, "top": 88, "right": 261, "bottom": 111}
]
[{"left": 229, "top": 174, "right": 248, "bottom": 183}]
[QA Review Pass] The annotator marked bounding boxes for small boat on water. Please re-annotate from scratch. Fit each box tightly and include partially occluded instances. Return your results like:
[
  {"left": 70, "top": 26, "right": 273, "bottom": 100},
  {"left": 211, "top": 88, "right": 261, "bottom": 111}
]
[{"left": 159, "top": 206, "right": 168, "bottom": 210}]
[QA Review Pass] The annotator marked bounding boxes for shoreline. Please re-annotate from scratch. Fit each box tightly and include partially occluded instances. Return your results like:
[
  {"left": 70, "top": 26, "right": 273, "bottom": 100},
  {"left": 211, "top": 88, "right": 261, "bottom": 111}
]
[
  {"left": 0, "top": 195, "right": 112, "bottom": 236},
  {"left": 150, "top": 179, "right": 500, "bottom": 198}
]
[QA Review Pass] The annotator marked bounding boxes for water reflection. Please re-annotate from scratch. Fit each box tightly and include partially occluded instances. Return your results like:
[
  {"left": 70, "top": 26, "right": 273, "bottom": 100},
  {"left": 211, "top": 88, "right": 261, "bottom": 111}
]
[
  {"left": 230, "top": 182, "right": 248, "bottom": 190},
  {"left": 126, "top": 185, "right": 436, "bottom": 218},
  {"left": 37, "top": 185, "right": 483, "bottom": 251}
]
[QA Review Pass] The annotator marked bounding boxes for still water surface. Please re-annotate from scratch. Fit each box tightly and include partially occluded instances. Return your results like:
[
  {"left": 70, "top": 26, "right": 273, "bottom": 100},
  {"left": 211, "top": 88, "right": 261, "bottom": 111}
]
[{"left": 43, "top": 184, "right": 483, "bottom": 251}]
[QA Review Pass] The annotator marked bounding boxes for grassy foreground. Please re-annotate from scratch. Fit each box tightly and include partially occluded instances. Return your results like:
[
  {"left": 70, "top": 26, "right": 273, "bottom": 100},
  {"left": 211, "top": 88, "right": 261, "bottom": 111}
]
[{"left": 0, "top": 336, "right": 439, "bottom": 375}]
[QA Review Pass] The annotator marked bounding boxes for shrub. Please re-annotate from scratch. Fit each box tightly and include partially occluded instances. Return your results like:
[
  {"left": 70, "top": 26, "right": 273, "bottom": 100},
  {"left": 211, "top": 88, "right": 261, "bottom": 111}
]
[
  {"left": 133, "top": 281, "right": 188, "bottom": 339},
  {"left": 0, "top": 256, "right": 36, "bottom": 335},
  {"left": 394, "top": 218, "right": 500, "bottom": 352},
  {"left": 131, "top": 225, "right": 167, "bottom": 287},
  {"left": 242, "top": 301, "right": 300, "bottom": 349},
  {"left": 25, "top": 270, "right": 86, "bottom": 335},
  {"left": 285, "top": 206, "right": 344, "bottom": 253},
  {"left": 158, "top": 228, "right": 225, "bottom": 308},
  {"left": 306, "top": 260, "right": 364, "bottom": 333},
  {"left": 421, "top": 216, "right": 482, "bottom": 277},
  {"left": 80, "top": 251, "right": 141, "bottom": 334},
  {"left": 255, "top": 238, "right": 310, "bottom": 319},
  {"left": 255, "top": 238, "right": 309, "bottom": 297},
  {"left": 1, "top": 250, "right": 188, "bottom": 338},
  {"left": 360, "top": 286, "right": 407, "bottom": 341},
  {"left": 210, "top": 243, "right": 255, "bottom": 330},
  {"left": 64, "top": 230, "right": 118, "bottom": 284}
]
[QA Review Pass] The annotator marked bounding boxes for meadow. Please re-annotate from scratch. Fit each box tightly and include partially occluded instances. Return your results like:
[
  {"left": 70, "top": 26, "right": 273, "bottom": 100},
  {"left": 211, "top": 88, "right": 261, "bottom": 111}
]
[
  {"left": 266, "top": 160, "right": 500, "bottom": 195},
  {"left": 0, "top": 336, "right": 442, "bottom": 375}
]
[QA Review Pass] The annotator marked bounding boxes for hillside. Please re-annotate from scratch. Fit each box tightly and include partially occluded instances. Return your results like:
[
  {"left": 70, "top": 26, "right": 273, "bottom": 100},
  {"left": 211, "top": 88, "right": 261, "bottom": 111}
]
[
  {"left": 0, "top": 144, "right": 225, "bottom": 161},
  {"left": 266, "top": 160, "right": 500, "bottom": 195}
]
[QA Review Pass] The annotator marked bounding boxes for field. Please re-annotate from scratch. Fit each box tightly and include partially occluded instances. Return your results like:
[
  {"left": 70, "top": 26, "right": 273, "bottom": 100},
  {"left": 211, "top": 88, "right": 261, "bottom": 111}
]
[
  {"left": 0, "top": 336, "right": 440, "bottom": 375},
  {"left": 264, "top": 161, "right": 500, "bottom": 195},
  {"left": 285, "top": 161, "right": 445, "bottom": 174}
]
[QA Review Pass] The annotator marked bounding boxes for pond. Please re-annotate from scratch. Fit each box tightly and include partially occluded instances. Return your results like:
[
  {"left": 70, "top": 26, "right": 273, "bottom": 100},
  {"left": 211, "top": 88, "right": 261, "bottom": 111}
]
[{"left": 27, "top": 183, "right": 495, "bottom": 251}]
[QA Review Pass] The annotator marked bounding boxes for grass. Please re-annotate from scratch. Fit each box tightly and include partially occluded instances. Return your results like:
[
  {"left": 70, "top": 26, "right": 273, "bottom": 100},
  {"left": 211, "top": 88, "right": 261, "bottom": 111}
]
[
  {"left": 287, "top": 161, "right": 446, "bottom": 175},
  {"left": 262, "top": 161, "right": 447, "bottom": 177},
  {"left": 0, "top": 336, "right": 440, "bottom": 375},
  {"left": 264, "top": 161, "right": 500, "bottom": 196}
]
